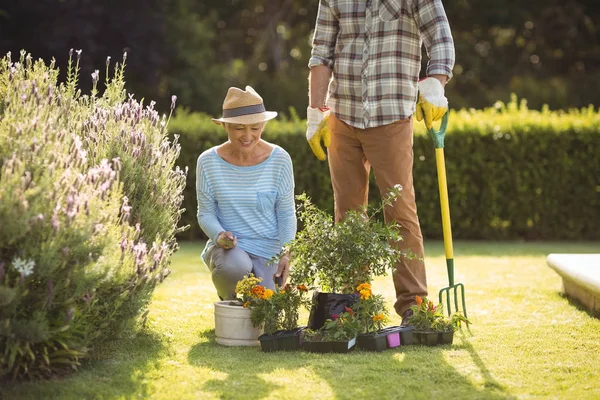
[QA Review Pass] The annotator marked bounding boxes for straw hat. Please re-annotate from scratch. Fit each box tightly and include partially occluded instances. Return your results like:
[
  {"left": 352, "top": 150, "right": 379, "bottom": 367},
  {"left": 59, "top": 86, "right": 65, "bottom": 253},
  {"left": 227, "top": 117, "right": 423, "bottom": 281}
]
[{"left": 212, "top": 86, "right": 277, "bottom": 125}]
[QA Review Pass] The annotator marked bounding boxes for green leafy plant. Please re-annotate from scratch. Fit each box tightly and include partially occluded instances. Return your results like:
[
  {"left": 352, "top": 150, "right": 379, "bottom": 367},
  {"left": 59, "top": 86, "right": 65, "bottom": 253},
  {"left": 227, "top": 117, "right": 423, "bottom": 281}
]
[
  {"left": 244, "top": 281, "right": 309, "bottom": 335},
  {"left": 351, "top": 283, "right": 389, "bottom": 334},
  {"left": 287, "top": 186, "right": 408, "bottom": 293},
  {"left": 407, "top": 296, "right": 471, "bottom": 332},
  {"left": 320, "top": 310, "right": 361, "bottom": 341},
  {"left": 0, "top": 50, "right": 187, "bottom": 380}
]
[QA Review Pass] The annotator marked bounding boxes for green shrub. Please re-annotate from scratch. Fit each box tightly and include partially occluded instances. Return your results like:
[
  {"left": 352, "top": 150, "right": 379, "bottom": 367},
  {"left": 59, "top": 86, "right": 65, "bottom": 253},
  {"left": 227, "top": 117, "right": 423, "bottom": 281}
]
[
  {"left": 171, "top": 95, "right": 600, "bottom": 241},
  {"left": 0, "top": 50, "right": 187, "bottom": 379}
]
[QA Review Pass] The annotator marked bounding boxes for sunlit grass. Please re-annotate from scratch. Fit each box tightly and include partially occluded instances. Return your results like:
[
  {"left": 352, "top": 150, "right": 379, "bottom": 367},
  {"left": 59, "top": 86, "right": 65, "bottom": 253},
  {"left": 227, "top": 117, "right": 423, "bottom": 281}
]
[{"left": 3, "top": 240, "right": 599, "bottom": 399}]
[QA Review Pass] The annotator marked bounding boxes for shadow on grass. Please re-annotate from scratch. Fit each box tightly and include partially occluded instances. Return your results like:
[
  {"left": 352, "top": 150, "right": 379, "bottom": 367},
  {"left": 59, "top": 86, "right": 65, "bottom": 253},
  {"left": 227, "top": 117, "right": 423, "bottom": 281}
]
[
  {"left": 188, "top": 328, "right": 510, "bottom": 400},
  {"left": 0, "top": 329, "right": 166, "bottom": 400},
  {"left": 559, "top": 293, "right": 600, "bottom": 320}
]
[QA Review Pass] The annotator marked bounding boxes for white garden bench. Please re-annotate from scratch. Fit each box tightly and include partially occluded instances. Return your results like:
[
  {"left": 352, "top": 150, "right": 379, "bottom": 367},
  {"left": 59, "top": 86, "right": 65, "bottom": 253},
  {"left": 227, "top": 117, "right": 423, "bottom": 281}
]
[{"left": 547, "top": 254, "right": 600, "bottom": 312}]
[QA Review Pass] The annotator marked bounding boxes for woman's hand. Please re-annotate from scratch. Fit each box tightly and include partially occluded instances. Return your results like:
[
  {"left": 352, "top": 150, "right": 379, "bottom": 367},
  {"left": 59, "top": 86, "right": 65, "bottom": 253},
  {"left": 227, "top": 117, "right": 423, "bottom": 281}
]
[
  {"left": 275, "top": 254, "right": 291, "bottom": 287},
  {"left": 216, "top": 231, "right": 237, "bottom": 249}
]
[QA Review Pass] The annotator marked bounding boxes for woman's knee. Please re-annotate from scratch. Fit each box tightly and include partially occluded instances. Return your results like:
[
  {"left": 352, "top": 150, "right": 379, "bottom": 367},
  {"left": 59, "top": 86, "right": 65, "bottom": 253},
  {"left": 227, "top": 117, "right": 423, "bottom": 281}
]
[{"left": 212, "top": 247, "right": 252, "bottom": 280}]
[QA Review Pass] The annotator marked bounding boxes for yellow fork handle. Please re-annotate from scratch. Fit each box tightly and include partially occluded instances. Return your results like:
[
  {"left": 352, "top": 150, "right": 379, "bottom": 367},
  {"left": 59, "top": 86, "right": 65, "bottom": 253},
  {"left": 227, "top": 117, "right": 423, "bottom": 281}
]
[{"left": 435, "top": 148, "right": 454, "bottom": 260}]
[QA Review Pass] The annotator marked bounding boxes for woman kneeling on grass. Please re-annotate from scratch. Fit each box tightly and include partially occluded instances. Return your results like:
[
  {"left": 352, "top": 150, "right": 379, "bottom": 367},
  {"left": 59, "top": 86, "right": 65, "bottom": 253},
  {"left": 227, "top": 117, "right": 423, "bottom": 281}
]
[{"left": 196, "top": 86, "right": 296, "bottom": 300}]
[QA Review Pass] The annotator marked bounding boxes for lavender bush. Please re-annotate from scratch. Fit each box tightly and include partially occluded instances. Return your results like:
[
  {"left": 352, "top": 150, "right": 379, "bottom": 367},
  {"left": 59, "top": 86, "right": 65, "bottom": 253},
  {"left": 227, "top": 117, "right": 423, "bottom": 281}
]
[{"left": 0, "top": 50, "right": 187, "bottom": 379}]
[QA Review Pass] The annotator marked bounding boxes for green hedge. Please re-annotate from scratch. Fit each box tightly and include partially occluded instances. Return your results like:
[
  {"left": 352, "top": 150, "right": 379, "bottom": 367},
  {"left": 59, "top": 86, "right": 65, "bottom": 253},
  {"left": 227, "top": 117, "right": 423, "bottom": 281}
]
[{"left": 171, "top": 97, "right": 600, "bottom": 241}]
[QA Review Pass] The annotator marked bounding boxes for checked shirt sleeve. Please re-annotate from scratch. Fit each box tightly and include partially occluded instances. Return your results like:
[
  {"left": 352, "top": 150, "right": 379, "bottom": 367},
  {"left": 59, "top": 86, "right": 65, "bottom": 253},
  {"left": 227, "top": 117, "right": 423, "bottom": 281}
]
[
  {"left": 412, "top": 0, "right": 455, "bottom": 79},
  {"left": 308, "top": 0, "right": 339, "bottom": 69}
]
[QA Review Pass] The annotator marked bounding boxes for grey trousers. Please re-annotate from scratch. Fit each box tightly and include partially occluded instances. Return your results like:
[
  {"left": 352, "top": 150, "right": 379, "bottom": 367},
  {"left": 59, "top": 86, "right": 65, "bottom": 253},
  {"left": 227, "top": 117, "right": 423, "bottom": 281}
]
[{"left": 202, "top": 244, "right": 277, "bottom": 300}]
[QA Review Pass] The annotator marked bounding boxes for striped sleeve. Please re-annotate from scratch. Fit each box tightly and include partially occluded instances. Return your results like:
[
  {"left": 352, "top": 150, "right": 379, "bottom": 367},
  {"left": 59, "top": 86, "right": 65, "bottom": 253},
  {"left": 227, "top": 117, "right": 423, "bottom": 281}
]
[
  {"left": 275, "top": 151, "right": 297, "bottom": 249},
  {"left": 308, "top": 0, "right": 339, "bottom": 69},
  {"left": 413, "top": 0, "right": 455, "bottom": 79},
  {"left": 196, "top": 155, "right": 224, "bottom": 241}
]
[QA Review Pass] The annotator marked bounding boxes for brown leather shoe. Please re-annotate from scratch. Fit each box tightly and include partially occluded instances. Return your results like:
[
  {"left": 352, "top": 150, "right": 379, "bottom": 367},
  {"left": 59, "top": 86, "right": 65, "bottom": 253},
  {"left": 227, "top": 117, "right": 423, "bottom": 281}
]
[{"left": 400, "top": 309, "right": 413, "bottom": 327}]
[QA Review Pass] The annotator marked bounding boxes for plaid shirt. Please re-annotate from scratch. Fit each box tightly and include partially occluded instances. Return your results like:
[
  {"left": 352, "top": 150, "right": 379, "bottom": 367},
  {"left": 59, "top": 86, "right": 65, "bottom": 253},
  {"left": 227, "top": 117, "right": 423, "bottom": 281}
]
[{"left": 309, "top": 0, "right": 455, "bottom": 129}]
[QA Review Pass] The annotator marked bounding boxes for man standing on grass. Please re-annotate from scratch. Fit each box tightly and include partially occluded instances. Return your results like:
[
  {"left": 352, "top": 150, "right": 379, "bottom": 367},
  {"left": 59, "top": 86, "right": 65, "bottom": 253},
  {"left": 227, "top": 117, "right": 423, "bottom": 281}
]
[{"left": 305, "top": 0, "right": 455, "bottom": 325}]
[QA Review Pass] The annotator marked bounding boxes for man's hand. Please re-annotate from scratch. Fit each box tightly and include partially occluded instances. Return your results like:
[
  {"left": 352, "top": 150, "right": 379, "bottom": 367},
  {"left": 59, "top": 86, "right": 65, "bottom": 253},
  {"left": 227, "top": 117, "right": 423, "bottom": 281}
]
[
  {"left": 306, "top": 107, "right": 331, "bottom": 161},
  {"left": 415, "top": 77, "right": 448, "bottom": 129},
  {"left": 274, "top": 254, "right": 291, "bottom": 287},
  {"left": 216, "top": 231, "right": 237, "bottom": 249}
]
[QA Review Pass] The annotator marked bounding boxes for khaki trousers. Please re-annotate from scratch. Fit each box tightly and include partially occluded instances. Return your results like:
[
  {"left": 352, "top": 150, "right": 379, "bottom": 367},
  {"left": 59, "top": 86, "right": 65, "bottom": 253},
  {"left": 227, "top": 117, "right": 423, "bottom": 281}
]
[{"left": 328, "top": 114, "right": 428, "bottom": 315}]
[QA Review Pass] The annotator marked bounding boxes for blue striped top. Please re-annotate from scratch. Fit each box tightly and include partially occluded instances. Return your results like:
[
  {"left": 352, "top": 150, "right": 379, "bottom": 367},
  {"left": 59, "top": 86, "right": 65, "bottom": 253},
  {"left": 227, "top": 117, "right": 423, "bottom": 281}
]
[{"left": 196, "top": 144, "right": 297, "bottom": 260}]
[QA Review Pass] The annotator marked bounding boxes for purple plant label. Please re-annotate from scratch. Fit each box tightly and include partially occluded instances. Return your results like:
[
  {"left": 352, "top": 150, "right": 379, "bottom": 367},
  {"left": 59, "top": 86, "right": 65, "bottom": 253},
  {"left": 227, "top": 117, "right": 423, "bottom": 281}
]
[{"left": 387, "top": 332, "right": 401, "bottom": 348}]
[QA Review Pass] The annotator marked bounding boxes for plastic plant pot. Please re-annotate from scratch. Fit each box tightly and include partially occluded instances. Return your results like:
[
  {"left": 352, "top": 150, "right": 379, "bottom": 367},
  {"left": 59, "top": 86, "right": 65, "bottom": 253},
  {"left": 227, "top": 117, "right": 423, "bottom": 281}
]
[
  {"left": 398, "top": 326, "right": 415, "bottom": 346},
  {"left": 419, "top": 331, "right": 439, "bottom": 346},
  {"left": 330, "top": 337, "right": 357, "bottom": 353},
  {"left": 277, "top": 327, "right": 304, "bottom": 351},
  {"left": 303, "top": 340, "right": 331, "bottom": 353},
  {"left": 357, "top": 331, "right": 388, "bottom": 352},
  {"left": 438, "top": 330, "right": 454, "bottom": 345},
  {"left": 258, "top": 332, "right": 279, "bottom": 352}
]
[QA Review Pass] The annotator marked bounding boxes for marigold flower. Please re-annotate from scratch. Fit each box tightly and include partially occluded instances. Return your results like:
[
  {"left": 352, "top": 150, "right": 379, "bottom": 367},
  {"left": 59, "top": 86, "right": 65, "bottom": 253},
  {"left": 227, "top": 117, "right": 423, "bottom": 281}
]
[
  {"left": 250, "top": 285, "right": 265, "bottom": 298},
  {"left": 416, "top": 295, "right": 423, "bottom": 306},
  {"left": 356, "top": 282, "right": 371, "bottom": 292},
  {"left": 373, "top": 314, "right": 386, "bottom": 322},
  {"left": 263, "top": 289, "right": 274, "bottom": 300},
  {"left": 243, "top": 301, "right": 250, "bottom": 308},
  {"left": 359, "top": 289, "right": 371, "bottom": 300},
  {"left": 297, "top": 284, "right": 308, "bottom": 292}
]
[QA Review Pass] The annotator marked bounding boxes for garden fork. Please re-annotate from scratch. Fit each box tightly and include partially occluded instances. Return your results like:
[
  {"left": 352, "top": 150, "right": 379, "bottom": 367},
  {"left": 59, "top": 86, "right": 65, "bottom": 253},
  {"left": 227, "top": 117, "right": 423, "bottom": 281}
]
[{"left": 426, "top": 113, "right": 468, "bottom": 319}]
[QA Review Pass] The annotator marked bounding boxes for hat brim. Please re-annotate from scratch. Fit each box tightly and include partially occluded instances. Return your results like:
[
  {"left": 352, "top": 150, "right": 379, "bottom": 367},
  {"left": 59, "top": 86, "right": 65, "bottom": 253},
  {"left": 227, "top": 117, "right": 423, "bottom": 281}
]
[{"left": 212, "top": 111, "right": 278, "bottom": 126}]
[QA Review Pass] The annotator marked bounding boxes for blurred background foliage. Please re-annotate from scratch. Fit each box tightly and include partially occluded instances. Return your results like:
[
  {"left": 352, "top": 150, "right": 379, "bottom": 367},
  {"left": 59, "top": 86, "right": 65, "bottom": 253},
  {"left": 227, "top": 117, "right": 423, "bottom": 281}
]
[{"left": 0, "top": 0, "right": 598, "bottom": 117}]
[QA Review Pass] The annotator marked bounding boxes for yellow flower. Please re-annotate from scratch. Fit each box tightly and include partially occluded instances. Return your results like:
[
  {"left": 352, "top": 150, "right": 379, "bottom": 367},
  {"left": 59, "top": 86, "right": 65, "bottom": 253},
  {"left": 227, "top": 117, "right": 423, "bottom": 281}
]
[
  {"left": 263, "top": 289, "right": 274, "bottom": 300},
  {"left": 243, "top": 301, "right": 250, "bottom": 308},
  {"left": 359, "top": 289, "right": 371, "bottom": 300},
  {"left": 356, "top": 282, "right": 371, "bottom": 292},
  {"left": 373, "top": 314, "right": 386, "bottom": 322}
]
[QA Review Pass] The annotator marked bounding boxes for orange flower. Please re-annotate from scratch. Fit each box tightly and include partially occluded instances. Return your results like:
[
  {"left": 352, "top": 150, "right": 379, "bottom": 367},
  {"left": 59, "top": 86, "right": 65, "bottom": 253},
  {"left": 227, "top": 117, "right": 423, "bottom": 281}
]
[
  {"left": 243, "top": 301, "right": 250, "bottom": 308},
  {"left": 344, "top": 306, "right": 355, "bottom": 315},
  {"left": 373, "top": 314, "right": 386, "bottom": 322},
  {"left": 416, "top": 295, "right": 423, "bottom": 306},
  {"left": 428, "top": 300, "right": 435, "bottom": 311},
  {"left": 263, "top": 289, "right": 274, "bottom": 300},
  {"left": 297, "top": 284, "right": 308, "bottom": 292},
  {"left": 250, "top": 285, "right": 265, "bottom": 298},
  {"left": 359, "top": 289, "right": 371, "bottom": 300}
]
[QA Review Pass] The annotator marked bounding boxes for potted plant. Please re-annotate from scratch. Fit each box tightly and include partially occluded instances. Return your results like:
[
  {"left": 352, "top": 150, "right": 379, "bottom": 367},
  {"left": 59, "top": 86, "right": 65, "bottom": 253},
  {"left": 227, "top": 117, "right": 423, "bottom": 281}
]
[
  {"left": 353, "top": 282, "right": 414, "bottom": 351},
  {"left": 252, "top": 283, "right": 310, "bottom": 352},
  {"left": 286, "top": 187, "right": 408, "bottom": 329},
  {"left": 302, "top": 308, "right": 361, "bottom": 353},
  {"left": 213, "top": 274, "right": 264, "bottom": 346},
  {"left": 406, "top": 296, "right": 470, "bottom": 346}
]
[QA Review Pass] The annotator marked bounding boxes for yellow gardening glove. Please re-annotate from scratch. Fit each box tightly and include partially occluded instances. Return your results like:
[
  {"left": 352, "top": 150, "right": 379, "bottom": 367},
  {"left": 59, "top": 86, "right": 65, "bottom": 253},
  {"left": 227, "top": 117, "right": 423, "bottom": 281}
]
[
  {"left": 306, "top": 107, "right": 331, "bottom": 161},
  {"left": 415, "top": 77, "right": 448, "bottom": 129}
]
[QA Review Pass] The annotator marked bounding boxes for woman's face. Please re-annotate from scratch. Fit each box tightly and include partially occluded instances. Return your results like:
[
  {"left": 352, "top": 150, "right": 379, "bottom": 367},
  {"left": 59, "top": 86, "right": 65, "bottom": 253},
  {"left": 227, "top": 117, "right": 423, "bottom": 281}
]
[{"left": 225, "top": 122, "right": 264, "bottom": 151}]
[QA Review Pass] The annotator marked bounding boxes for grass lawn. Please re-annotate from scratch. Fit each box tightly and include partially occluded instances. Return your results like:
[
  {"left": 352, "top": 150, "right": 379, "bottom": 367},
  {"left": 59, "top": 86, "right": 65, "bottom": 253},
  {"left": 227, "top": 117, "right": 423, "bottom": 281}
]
[{"left": 2, "top": 240, "right": 599, "bottom": 399}]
